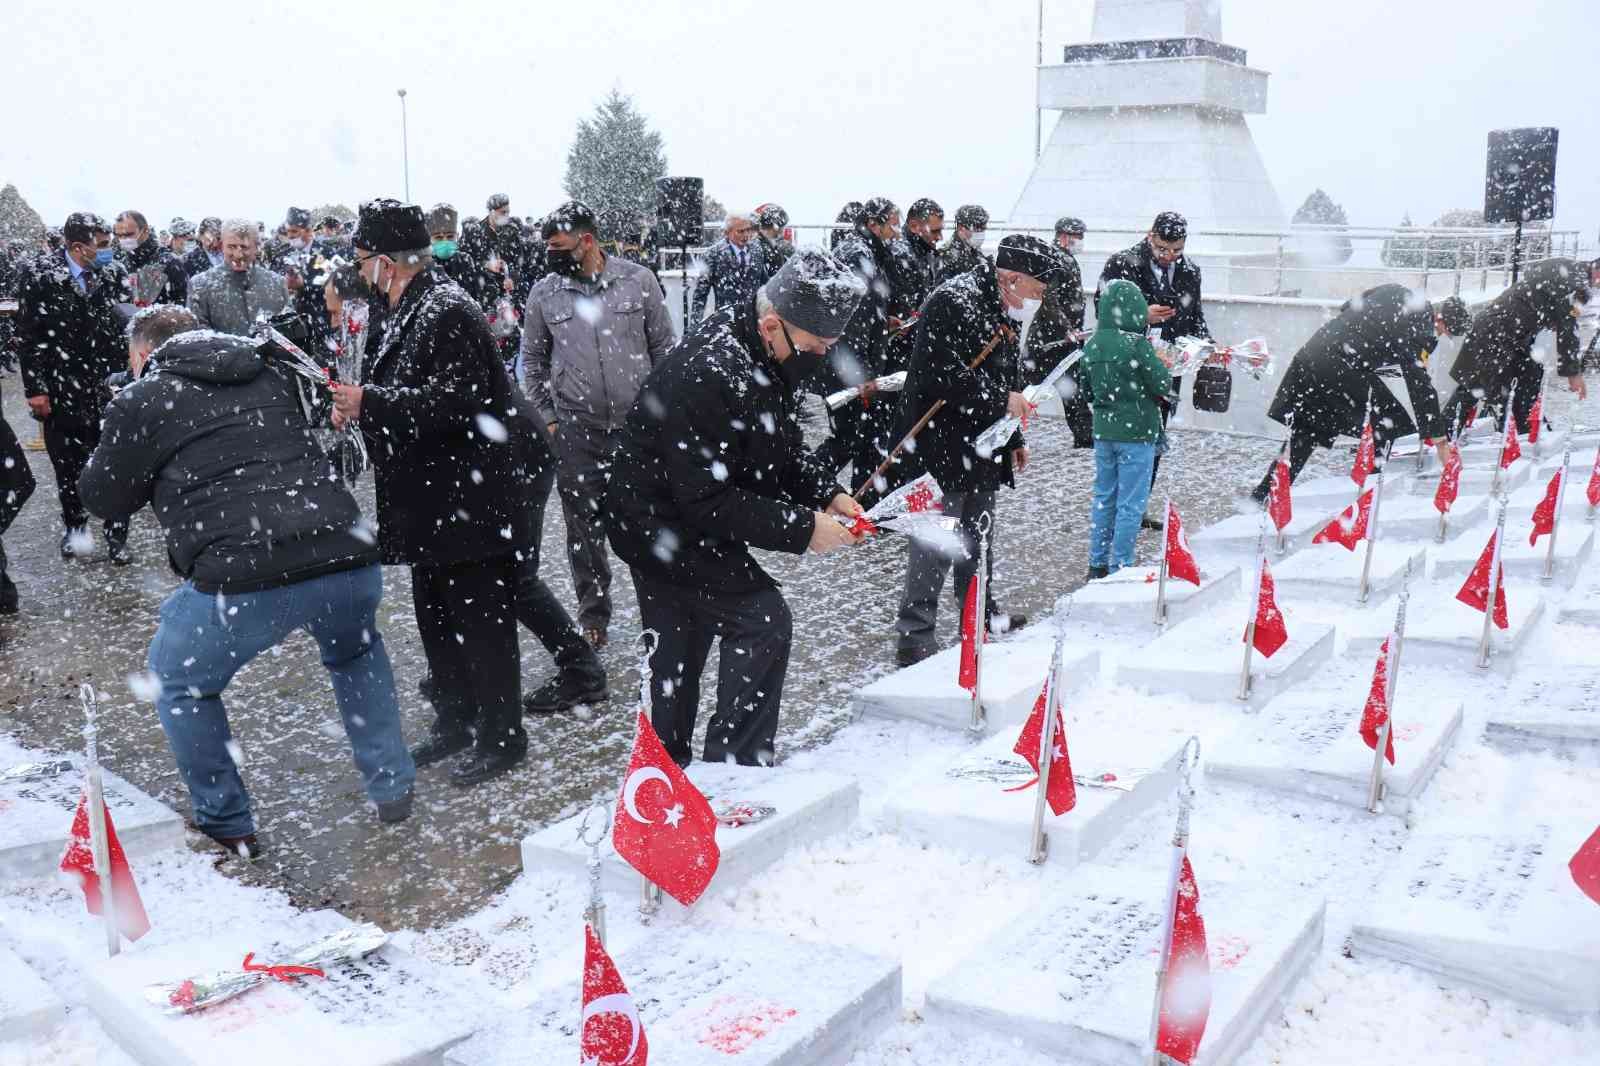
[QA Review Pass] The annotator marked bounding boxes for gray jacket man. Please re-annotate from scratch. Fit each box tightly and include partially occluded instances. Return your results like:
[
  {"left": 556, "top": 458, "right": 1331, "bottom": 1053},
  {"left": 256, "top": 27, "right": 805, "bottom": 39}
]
[
  {"left": 187, "top": 218, "right": 289, "bottom": 334},
  {"left": 520, "top": 201, "right": 675, "bottom": 644},
  {"left": 690, "top": 215, "right": 770, "bottom": 322}
]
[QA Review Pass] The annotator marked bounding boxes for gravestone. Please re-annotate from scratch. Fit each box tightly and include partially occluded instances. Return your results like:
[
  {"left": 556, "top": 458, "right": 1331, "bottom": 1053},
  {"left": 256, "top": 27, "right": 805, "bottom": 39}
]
[
  {"left": 1291, "top": 473, "right": 1416, "bottom": 508},
  {"left": 1485, "top": 674, "right": 1600, "bottom": 748},
  {"left": 851, "top": 636, "right": 1099, "bottom": 734},
  {"left": 1509, "top": 475, "right": 1598, "bottom": 530},
  {"left": 444, "top": 927, "right": 899, "bottom": 1066},
  {"left": 1409, "top": 458, "right": 1532, "bottom": 498},
  {"left": 881, "top": 724, "right": 1186, "bottom": 868},
  {"left": 1271, "top": 542, "right": 1428, "bottom": 604},
  {"left": 521, "top": 763, "right": 857, "bottom": 915},
  {"left": 82, "top": 911, "right": 480, "bottom": 1066},
  {"left": 1558, "top": 563, "right": 1600, "bottom": 625},
  {"left": 1190, "top": 506, "right": 1346, "bottom": 558},
  {"left": 1376, "top": 491, "right": 1491, "bottom": 543},
  {"left": 926, "top": 866, "right": 1326, "bottom": 1065},
  {"left": 1430, "top": 523, "right": 1594, "bottom": 587},
  {"left": 1350, "top": 819, "right": 1600, "bottom": 1021},
  {"left": 1070, "top": 565, "right": 1241, "bottom": 630},
  {"left": 0, "top": 943, "right": 65, "bottom": 1042},
  {"left": 1346, "top": 584, "right": 1544, "bottom": 673},
  {"left": 1116, "top": 617, "right": 1336, "bottom": 707},
  {"left": 0, "top": 739, "right": 184, "bottom": 883}
]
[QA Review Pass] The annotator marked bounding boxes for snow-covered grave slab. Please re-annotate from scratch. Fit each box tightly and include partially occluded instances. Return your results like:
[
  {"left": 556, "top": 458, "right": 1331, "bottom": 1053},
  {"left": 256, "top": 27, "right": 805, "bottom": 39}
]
[
  {"left": 1116, "top": 617, "right": 1336, "bottom": 709},
  {"left": 1190, "top": 505, "right": 1345, "bottom": 558},
  {"left": 1484, "top": 674, "right": 1600, "bottom": 748},
  {"left": 1207, "top": 682, "right": 1463, "bottom": 817},
  {"left": 521, "top": 762, "right": 857, "bottom": 913},
  {"left": 1346, "top": 584, "right": 1545, "bottom": 673},
  {"left": 880, "top": 725, "right": 1186, "bottom": 868},
  {"left": 1388, "top": 436, "right": 1440, "bottom": 474},
  {"left": 1350, "top": 819, "right": 1600, "bottom": 1021},
  {"left": 1532, "top": 428, "right": 1570, "bottom": 460},
  {"left": 1069, "top": 564, "right": 1240, "bottom": 630},
  {"left": 1558, "top": 564, "right": 1600, "bottom": 626},
  {"left": 1377, "top": 491, "right": 1491, "bottom": 542},
  {"left": 443, "top": 928, "right": 899, "bottom": 1066},
  {"left": 1409, "top": 457, "right": 1533, "bottom": 497},
  {"left": 1430, "top": 523, "right": 1594, "bottom": 587},
  {"left": 0, "top": 943, "right": 65, "bottom": 1042},
  {"left": 0, "top": 739, "right": 183, "bottom": 883},
  {"left": 851, "top": 635, "right": 1099, "bottom": 734},
  {"left": 1290, "top": 472, "right": 1416, "bottom": 507},
  {"left": 1271, "top": 541, "right": 1428, "bottom": 604},
  {"left": 1509, "top": 476, "right": 1598, "bottom": 529},
  {"left": 925, "top": 867, "right": 1325, "bottom": 1065},
  {"left": 82, "top": 911, "right": 480, "bottom": 1066}
]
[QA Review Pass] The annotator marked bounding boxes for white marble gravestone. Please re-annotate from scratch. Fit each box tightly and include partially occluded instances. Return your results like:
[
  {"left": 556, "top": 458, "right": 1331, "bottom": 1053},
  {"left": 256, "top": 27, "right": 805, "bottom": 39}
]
[
  {"left": 881, "top": 724, "right": 1186, "bottom": 868},
  {"left": 1350, "top": 819, "right": 1600, "bottom": 1021},
  {"left": 1558, "top": 563, "right": 1600, "bottom": 626},
  {"left": 1485, "top": 673, "right": 1600, "bottom": 748},
  {"left": 851, "top": 636, "right": 1099, "bottom": 734},
  {"left": 1116, "top": 617, "right": 1336, "bottom": 708},
  {"left": 521, "top": 763, "right": 857, "bottom": 915},
  {"left": 1069, "top": 564, "right": 1241, "bottom": 630},
  {"left": 82, "top": 911, "right": 480, "bottom": 1066},
  {"left": 1189, "top": 505, "right": 1346, "bottom": 558},
  {"left": 1346, "top": 583, "right": 1545, "bottom": 673},
  {"left": 926, "top": 866, "right": 1325, "bottom": 1065},
  {"left": 1270, "top": 542, "right": 1427, "bottom": 604},
  {"left": 1289, "top": 473, "right": 1416, "bottom": 509},
  {"left": 1376, "top": 491, "right": 1491, "bottom": 543},
  {"left": 444, "top": 928, "right": 899, "bottom": 1066},
  {"left": 1430, "top": 523, "right": 1594, "bottom": 587},
  {"left": 0, "top": 943, "right": 65, "bottom": 1042},
  {"left": 1408, "top": 457, "right": 1533, "bottom": 498},
  {"left": 0, "top": 739, "right": 183, "bottom": 883}
]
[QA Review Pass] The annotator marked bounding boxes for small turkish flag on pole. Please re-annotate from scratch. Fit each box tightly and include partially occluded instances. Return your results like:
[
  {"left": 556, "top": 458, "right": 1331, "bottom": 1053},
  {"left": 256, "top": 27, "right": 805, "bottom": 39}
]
[
  {"left": 1433, "top": 447, "right": 1463, "bottom": 516},
  {"left": 1530, "top": 468, "right": 1562, "bottom": 546},
  {"left": 958, "top": 575, "right": 980, "bottom": 694},
  {"left": 581, "top": 923, "right": 649, "bottom": 1065},
  {"left": 1456, "top": 528, "right": 1509, "bottom": 630},
  {"left": 1248, "top": 561, "right": 1289, "bottom": 657},
  {"left": 611, "top": 710, "right": 721, "bottom": 907},
  {"left": 1359, "top": 636, "right": 1396, "bottom": 766},
  {"left": 1154, "top": 855, "right": 1212, "bottom": 1064},
  {"left": 1165, "top": 502, "right": 1201, "bottom": 587},
  {"left": 1571, "top": 827, "right": 1600, "bottom": 906},
  {"left": 1526, "top": 391, "right": 1544, "bottom": 445},
  {"left": 1009, "top": 684, "right": 1077, "bottom": 817},
  {"left": 59, "top": 789, "right": 152, "bottom": 946},
  {"left": 1586, "top": 444, "right": 1600, "bottom": 511},
  {"left": 1312, "top": 488, "right": 1375, "bottom": 551},
  {"left": 1351, "top": 417, "right": 1376, "bottom": 487},
  {"left": 1266, "top": 456, "right": 1293, "bottom": 533},
  {"left": 1500, "top": 412, "right": 1522, "bottom": 469}
]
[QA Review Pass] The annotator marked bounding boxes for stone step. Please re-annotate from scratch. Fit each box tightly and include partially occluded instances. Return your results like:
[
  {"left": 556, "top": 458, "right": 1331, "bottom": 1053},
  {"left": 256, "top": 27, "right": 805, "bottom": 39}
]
[
  {"left": 0, "top": 943, "right": 66, "bottom": 1042},
  {"left": 1116, "top": 617, "right": 1337, "bottom": 709}
]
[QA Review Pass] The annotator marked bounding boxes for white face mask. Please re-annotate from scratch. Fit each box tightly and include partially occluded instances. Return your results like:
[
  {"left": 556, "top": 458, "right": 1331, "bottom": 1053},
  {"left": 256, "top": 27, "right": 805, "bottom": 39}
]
[
  {"left": 965, "top": 231, "right": 986, "bottom": 251},
  {"left": 367, "top": 256, "right": 392, "bottom": 296},
  {"left": 1063, "top": 237, "right": 1082, "bottom": 254},
  {"left": 1007, "top": 297, "right": 1040, "bottom": 323},
  {"left": 117, "top": 236, "right": 139, "bottom": 252},
  {"left": 288, "top": 236, "right": 309, "bottom": 251}
]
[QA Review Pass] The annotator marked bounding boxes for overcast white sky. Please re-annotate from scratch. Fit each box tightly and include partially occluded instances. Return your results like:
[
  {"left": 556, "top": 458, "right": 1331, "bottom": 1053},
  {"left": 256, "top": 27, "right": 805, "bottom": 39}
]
[{"left": 4, "top": 0, "right": 1595, "bottom": 244}]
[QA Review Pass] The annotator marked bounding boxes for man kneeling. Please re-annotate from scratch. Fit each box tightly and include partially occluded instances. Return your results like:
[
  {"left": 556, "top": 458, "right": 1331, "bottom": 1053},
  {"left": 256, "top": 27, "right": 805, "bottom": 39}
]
[{"left": 80, "top": 306, "right": 415, "bottom": 859}]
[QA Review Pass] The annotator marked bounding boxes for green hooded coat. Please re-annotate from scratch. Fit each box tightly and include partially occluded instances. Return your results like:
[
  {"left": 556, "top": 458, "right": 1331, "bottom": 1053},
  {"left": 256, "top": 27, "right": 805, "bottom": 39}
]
[{"left": 1083, "top": 279, "right": 1173, "bottom": 444}]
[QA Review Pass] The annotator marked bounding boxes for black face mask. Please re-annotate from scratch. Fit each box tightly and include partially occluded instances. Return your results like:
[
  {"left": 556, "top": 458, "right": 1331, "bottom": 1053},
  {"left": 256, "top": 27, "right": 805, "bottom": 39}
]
[
  {"left": 546, "top": 245, "right": 584, "bottom": 279},
  {"left": 775, "top": 320, "right": 826, "bottom": 388}
]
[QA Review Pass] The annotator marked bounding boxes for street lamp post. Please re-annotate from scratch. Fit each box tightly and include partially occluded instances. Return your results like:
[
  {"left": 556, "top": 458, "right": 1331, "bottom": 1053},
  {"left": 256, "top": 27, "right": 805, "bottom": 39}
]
[{"left": 397, "top": 89, "right": 410, "bottom": 201}]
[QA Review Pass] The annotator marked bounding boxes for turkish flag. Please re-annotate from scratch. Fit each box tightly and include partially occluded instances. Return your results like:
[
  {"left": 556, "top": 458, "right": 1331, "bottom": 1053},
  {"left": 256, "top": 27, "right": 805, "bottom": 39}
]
[
  {"left": 1571, "top": 827, "right": 1600, "bottom": 906},
  {"left": 1351, "top": 421, "right": 1376, "bottom": 486},
  {"left": 1527, "top": 393, "right": 1543, "bottom": 445},
  {"left": 1433, "top": 448, "right": 1463, "bottom": 515},
  {"left": 1500, "top": 417, "right": 1522, "bottom": 468},
  {"left": 1588, "top": 447, "right": 1600, "bottom": 509},
  {"left": 1463, "top": 405, "right": 1478, "bottom": 429},
  {"left": 611, "top": 711, "right": 720, "bottom": 907},
  {"left": 1359, "top": 636, "right": 1396, "bottom": 765},
  {"left": 958, "top": 575, "right": 980, "bottom": 693},
  {"left": 1155, "top": 855, "right": 1212, "bottom": 1065},
  {"left": 1008, "top": 685, "right": 1077, "bottom": 816},
  {"left": 1312, "top": 489, "right": 1375, "bottom": 551},
  {"left": 1266, "top": 457, "right": 1293, "bottom": 533},
  {"left": 1247, "top": 561, "right": 1289, "bottom": 657},
  {"left": 1529, "top": 469, "right": 1562, "bottom": 546},
  {"left": 59, "top": 789, "right": 151, "bottom": 943},
  {"left": 1455, "top": 531, "right": 1509, "bottom": 630},
  {"left": 1165, "top": 502, "right": 1202, "bottom": 586},
  {"left": 581, "top": 923, "right": 649, "bottom": 1066}
]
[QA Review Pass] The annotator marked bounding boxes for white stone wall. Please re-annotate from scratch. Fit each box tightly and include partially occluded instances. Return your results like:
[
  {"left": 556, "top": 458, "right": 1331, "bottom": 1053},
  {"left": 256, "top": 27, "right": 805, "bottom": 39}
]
[
  {"left": 1038, "top": 57, "right": 1268, "bottom": 113},
  {"left": 1092, "top": 0, "right": 1222, "bottom": 42}
]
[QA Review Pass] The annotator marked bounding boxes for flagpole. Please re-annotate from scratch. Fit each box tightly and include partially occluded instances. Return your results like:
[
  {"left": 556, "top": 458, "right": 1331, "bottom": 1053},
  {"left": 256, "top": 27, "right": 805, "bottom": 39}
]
[
  {"left": 633, "top": 631, "right": 665, "bottom": 921},
  {"left": 1028, "top": 608, "right": 1070, "bottom": 865},
  {"left": 80, "top": 685, "right": 120, "bottom": 958},
  {"left": 1358, "top": 442, "right": 1392, "bottom": 604},
  {"left": 1476, "top": 499, "right": 1509, "bottom": 670},
  {"left": 969, "top": 511, "right": 993, "bottom": 734},
  {"left": 1491, "top": 382, "right": 1517, "bottom": 498},
  {"left": 578, "top": 803, "right": 610, "bottom": 948},
  {"left": 1156, "top": 438, "right": 1181, "bottom": 626},
  {"left": 1366, "top": 562, "right": 1410, "bottom": 813},
  {"left": 1146, "top": 736, "right": 1201, "bottom": 1066},
  {"left": 1543, "top": 448, "right": 1570, "bottom": 583},
  {"left": 1238, "top": 511, "right": 1268, "bottom": 703}
]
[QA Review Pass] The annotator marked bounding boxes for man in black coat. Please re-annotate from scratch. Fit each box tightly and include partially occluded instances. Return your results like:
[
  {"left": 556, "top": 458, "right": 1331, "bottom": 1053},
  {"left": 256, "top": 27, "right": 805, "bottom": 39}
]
[
  {"left": 1442, "top": 257, "right": 1598, "bottom": 432},
  {"left": 15, "top": 212, "right": 131, "bottom": 562},
  {"left": 458, "top": 194, "right": 529, "bottom": 362},
  {"left": 1026, "top": 216, "right": 1091, "bottom": 446},
  {"left": 184, "top": 217, "right": 224, "bottom": 278},
  {"left": 331, "top": 200, "right": 544, "bottom": 788},
  {"left": 1252, "top": 286, "right": 1471, "bottom": 501},
  {"left": 939, "top": 204, "right": 989, "bottom": 282},
  {"left": 0, "top": 378, "right": 34, "bottom": 614},
  {"left": 690, "top": 213, "right": 770, "bottom": 322},
  {"left": 891, "top": 236, "right": 1066, "bottom": 666},
  {"left": 113, "top": 210, "right": 188, "bottom": 306},
  {"left": 80, "top": 306, "right": 414, "bottom": 855},
  {"left": 604, "top": 250, "right": 868, "bottom": 768}
]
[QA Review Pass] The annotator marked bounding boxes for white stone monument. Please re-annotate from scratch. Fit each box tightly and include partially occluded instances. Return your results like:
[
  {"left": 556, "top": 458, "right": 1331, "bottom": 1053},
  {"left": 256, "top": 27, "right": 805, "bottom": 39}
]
[{"left": 1012, "top": 0, "right": 1286, "bottom": 250}]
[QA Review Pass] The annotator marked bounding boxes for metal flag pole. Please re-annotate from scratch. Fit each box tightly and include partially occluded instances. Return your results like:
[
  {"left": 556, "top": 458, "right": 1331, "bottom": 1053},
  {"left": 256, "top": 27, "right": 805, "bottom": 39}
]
[
  {"left": 634, "top": 629, "right": 665, "bottom": 921},
  {"left": 1146, "top": 736, "right": 1202, "bottom": 1066},
  {"left": 1155, "top": 430, "right": 1182, "bottom": 626},
  {"left": 1476, "top": 498, "right": 1509, "bottom": 670},
  {"left": 1366, "top": 560, "right": 1411, "bottom": 814},
  {"left": 396, "top": 89, "right": 410, "bottom": 202},
  {"left": 1543, "top": 446, "right": 1571, "bottom": 583},
  {"left": 578, "top": 803, "right": 610, "bottom": 947},
  {"left": 1490, "top": 382, "right": 1517, "bottom": 498},
  {"left": 969, "top": 511, "right": 993, "bottom": 734},
  {"left": 80, "top": 684, "right": 120, "bottom": 958},
  {"left": 1027, "top": 602, "right": 1071, "bottom": 865},
  {"left": 1358, "top": 442, "right": 1393, "bottom": 604},
  {"left": 1238, "top": 510, "right": 1269, "bottom": 703}
]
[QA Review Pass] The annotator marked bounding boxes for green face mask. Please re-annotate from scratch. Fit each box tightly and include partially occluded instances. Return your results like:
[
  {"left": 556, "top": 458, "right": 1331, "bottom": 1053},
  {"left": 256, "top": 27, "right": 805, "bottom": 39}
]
[{"left": 431, "top": 239, "right": 458, "bottom": 260}]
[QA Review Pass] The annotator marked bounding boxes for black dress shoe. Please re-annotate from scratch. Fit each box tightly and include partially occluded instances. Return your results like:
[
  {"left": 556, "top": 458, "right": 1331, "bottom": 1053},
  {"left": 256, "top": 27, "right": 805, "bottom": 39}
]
[
  {"left": 202, "top": 831, "right": 263, "bottom": 861},
  {"left": 449, "top": 746, "right": 526, "bottom": 787},
  {"left": 375, "top": 788, "right": 414, "bottom": 824},
  {"left": 991, "top": 612, "right": 1028, "bottom": 635},
  {"left": 417, "top": 675, "right": 436, "bottom": 702},
  {"left": 107, "top": 540, "right": 132, "bottom": 566},
  {"left": 409, "top": 730, "right": 473, "bottom": 768},
  {"left": 60, "top": 529, "right": 81, "bottom": 560},
  {"left": 0, "top": 573, "right": 17, "bottom": 615},
  {"left": 895, "top": 645, "right": 936, "bottom": 669},
  {"left": 1140, "top": 514, "right": 1165, "bottom": 531},
  {"left": 524, "top": 669, "right": 609, "bottom": 715},
  {"left": 1086, "top": 565, "right": 1111, "bottom": 581}
]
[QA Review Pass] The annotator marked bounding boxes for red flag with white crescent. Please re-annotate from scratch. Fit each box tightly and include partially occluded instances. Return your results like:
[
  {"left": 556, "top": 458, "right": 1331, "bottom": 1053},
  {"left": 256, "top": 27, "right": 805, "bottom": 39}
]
[
  {"left": 1500, "top": 417, "right": 1522, "bottom": 468},
  {"left": 1571, "top": 827, "right": 1600, "bottom": 906},
  {"left": 1266, "top": 457, "right": 1293, "bottom": 532},
  {"left": 1312, "top": 489, "right": 1374, "bottom": 551},
  {"left": 1247, "top": 561, "right": 1289, "bottom": 657},
  {"left": 1530, "top": 469, "right": 1561, "bottom": 546},
  {"left": 59, "top": 790, "right": 151, "bottom": 943},
  {"left": 1527, "top": 394, "right": 1543, "bottom": 445},
  {"left": 958, "top": 575, "right": 980, "bottom": 693},
  {"left": 1007, "top": 685, "right": 1077, "bottom": 816},
  {"left": 1433, "top": 448, "right": 1463, "bottom": 515},
  {"left": 1588, "top": 446, "right": 1600, "bottom": 509},
  {"left": 1165, "top": 503, "right": 1202, "bottom": 587},
  {"left": 611, "top": 711, "right": 720, "bottom": 906},
  {"left": 1359, "top": 636, "right": 1396, "bottom": 765},
  {"left": 1351, "top": 421, "right": 1376, "bottom": 486},
  {"left": 1155, "top": 855, "right": 1212, "bottom": 1064},
  {"left": 1455, "top": 530, "right": 1509, "bottom": 630},
  {"left": 581, "top": 923, "right": 649, "bottom": 1065}
]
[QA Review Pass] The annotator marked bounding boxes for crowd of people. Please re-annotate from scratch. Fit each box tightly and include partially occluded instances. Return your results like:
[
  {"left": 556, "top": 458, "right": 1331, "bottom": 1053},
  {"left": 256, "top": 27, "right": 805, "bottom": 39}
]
[{"left": 0, "top": 191, "right": 1593, "bottom": 858}]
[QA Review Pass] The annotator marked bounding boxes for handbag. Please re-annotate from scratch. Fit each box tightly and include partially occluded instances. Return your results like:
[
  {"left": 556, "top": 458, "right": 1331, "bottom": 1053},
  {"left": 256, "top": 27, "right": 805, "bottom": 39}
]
[{"left": 1191, "top": 364, "right": 1233, "bottom": 413}]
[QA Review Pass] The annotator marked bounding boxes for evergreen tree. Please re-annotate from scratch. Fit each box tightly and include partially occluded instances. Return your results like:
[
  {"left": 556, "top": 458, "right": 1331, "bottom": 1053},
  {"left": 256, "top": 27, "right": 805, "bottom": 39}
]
[
  {"left": 563, "top": 91, "right": 668, "bottom": 243},
  {"left": 1290, "top": 188, "right": 1352, "bottom": 264},
  {"left": 0, "top": 184, "right": 46, "bottom": 242},
  {"left": 310, "top": 203, "right": 357, "bottom": 226}
]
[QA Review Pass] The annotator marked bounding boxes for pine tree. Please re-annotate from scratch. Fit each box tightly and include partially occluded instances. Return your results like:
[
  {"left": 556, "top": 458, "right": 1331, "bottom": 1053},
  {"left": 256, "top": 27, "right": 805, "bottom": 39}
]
[
  {"left": 0, "top": 184, "right": 46, "bottom": 242},
  {"left": 1290, "top": 188, "right": 1352, "bottom": 264},
  {"left": 563, "top": 91, "right": 668, "bottom": 243}
]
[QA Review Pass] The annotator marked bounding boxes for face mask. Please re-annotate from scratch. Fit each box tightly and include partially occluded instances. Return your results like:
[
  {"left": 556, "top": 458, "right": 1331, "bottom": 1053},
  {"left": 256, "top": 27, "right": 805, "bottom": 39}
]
[
  {"left": 288, "top": 236, "right": 309, "bottom": 251},
  {"left": 117, "top": 237, "right": 139, "bottom": 253},
  {"left": 965, "top": 231, "right": 986, "bottom": 251},
  {"left": 367, "top": 256, "right": 391, "bottom": 296},
  {"left": 546, "top": 246, "right": 583, "bottom": 278},
  {"left": 1007, "top": 297, "right": 1040, "bottom": 323},
  {"left": 1063, "top": 238, "right": 1082, "bottom": 254},
  {"left": 93, "top": 248, "right": 115, "bottom": 267},
  {"left": 432, "top": 239, "right": 458, "bottom": 260},
  {"left": 490, "top": 212, "right": 509, "bottom": 229}
]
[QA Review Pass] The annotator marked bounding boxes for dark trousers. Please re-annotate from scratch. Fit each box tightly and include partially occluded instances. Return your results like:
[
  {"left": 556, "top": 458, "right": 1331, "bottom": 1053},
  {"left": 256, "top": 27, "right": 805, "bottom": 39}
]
[
  {"left": 814, "top": 400, "right": 890, "bottom": 499},
  {"left": 1442, "top": 359, "right": 1543, "bottom": 437},
  {"left": 411, "top": 554, "right": 525, "bottom": 756},
  {"left": 1249, "top": 388, "right": 1414, "bottom": 502},
  {"left": 896, "top": 489, "right": 997, "bottom": 655},
  {"left": 43, "top": 416, "right": 126, "bottom": 543},
  {"left": 552, "top": 423, "right": 618, "bottom": 634},
  {"left": 635, "top": 575, "right": 791, "bottom": 768},
  {"left": 516, "top": 464, "right": 601, "bottom": 680},
  {"left": 0, "top": 411, "right": 37, "bottom": 575}
]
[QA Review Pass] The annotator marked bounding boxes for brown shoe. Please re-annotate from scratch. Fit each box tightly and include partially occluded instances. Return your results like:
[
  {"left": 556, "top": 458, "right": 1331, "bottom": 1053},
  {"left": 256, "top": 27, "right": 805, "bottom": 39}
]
[{"left": 583, "top": 627, "right": 608, "bottom": 649}]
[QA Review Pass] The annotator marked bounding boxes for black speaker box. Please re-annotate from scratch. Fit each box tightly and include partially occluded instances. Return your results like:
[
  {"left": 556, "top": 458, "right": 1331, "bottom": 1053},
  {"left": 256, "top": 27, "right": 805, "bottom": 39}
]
[
  {"left": 1485, "top": 128, "right": 1558, "bottom": 224},
  {"left": 655, "top": 176, "right": 704, "bottom": 246}
]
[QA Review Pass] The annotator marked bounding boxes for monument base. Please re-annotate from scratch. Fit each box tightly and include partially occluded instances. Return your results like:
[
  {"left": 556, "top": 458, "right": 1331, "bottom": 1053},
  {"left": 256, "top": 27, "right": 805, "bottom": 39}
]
[
  {"left": 0, "top": 944, "right": 65, "bottom": 1042},
  {"left": 1116, "top": 619, "right": 1336, "bottom": 708},
  {"left": 444, "top": 929, "right": 900, "bottom": 1066},
  {"left": 520, "top": 763, "right": 858, "bottom": 915},
  {"left": 925, "top": 868, "right": 1326, "bottom": 1065},
  {"left": 1070, "top": 564, "right": 1241, "bottom": 630},
  {"left": 1271, "top": 541, "right": 1428, "bottom": 604}
]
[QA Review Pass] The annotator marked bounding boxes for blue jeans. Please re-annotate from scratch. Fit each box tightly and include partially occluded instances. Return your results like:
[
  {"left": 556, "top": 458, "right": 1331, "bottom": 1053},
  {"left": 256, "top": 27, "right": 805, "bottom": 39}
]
[
  {"left": 147, "top": 564, "right": 414, "bottom": 837},
  {"left": 1089, "top": 441, "right": 1157, "bottom": 571}
]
